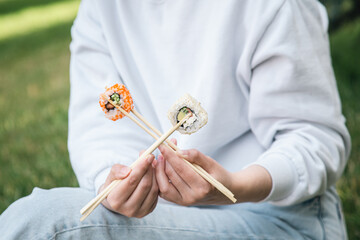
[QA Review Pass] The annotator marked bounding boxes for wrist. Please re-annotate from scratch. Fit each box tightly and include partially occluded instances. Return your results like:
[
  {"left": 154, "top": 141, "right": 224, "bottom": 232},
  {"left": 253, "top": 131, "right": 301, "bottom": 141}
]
[{"left": 231, "top": 165, "right": 272, "bottom": 203}]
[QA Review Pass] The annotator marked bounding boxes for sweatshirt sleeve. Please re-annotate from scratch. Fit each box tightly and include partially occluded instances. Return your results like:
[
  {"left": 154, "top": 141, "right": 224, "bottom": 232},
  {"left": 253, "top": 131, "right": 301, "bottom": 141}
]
[
  {"left": 68, "top": 0, "right": 152, "bottom": 193},
  {"left": 245, "top": 0, "right": 351, "bottom": 205}
]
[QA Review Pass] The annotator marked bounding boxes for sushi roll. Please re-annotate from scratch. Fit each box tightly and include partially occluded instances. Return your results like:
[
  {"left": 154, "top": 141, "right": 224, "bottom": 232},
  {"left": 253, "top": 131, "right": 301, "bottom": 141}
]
[
  {"left": 99, "top": 84, "right": 134, "bottom": 121},
  {"left": 168, "top": 94, "right": 208, "bottom": 135}
]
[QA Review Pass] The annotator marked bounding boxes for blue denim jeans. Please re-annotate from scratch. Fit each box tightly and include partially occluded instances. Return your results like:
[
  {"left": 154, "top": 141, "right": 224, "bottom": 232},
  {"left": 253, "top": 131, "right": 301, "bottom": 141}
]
[{"left": 0, "top": 186, "right": 347, "bottom": 239}]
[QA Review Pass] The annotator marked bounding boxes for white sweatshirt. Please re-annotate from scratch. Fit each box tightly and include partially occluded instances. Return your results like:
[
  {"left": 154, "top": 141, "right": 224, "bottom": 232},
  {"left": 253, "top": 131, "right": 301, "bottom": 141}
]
[{"left": 68, "top": 0, "right": 351, "bottom": 206}]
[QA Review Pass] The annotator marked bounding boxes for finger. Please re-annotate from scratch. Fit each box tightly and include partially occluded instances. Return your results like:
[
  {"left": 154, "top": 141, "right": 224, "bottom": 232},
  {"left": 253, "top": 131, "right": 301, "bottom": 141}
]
[
  {"left": 148, "top": 196, "right": 158, "bottom": 214},
  {"left": 137, "top": 169, "right": 159, "bottom": 216},
  {"left": 110, "top": 167, "right": 156, "bottom": 218},
  {"left": 177, "top": 150, "right": 232, "bottom": 199},
  {"left": 137, "top": 194, "right": 158, "bottom": 218},
  {"left": 140, "top": 150, "right": 157, "bottom": 167},
  {"left": 108, "top": 155, "right": 154, "bottom": 204},
  {"left": 170, "top": 138, "right": 177, "bottom": 146},
  {"left": 132, "top": 154, "right": 155, "bottom": 177},
  {"left": 155, "top": 155, "right": 182, "bottom": 202},
  {"left": 125, "top": 166, "right": 154, "bottom": 208},
  {"left": 105, "top": 164, "right": 132, "bottom": 187},
  {"left": 165, "top": 160, "right": 191, "bottom": 191},
  {"left": 158, "top": 145, "right": 200, "bottom": 185},
  {"left": 151, "top": 159, "right": 158, "bottom": 168},
  {"left": 180, "top": 149, "right": 214, "bottom": 172}
]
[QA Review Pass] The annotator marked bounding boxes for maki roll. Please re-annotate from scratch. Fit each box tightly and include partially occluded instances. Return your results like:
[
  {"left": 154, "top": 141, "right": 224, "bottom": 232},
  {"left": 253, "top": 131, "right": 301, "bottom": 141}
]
[
  {"left": 99, "top": 84, "right": 134, "bottom": 121},
  {"left": 168, "top": 94, "right": 208, "bottom": 135}
]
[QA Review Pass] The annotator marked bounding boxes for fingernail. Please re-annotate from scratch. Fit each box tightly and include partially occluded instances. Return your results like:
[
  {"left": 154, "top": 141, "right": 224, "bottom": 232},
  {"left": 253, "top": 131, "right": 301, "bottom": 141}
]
[
  {"left": 119, "top": 166, "right": 131, "bottom": 177},
  {"left": 147, "top": 155, "right": 153, "bottom": 164},
  {"left": 176, "top": 151, "right": 187, "bottom": 159},
  {"left": 178, "top": 150, "right": 188, "bottom": 158},
  {"left": 158, "top": 155, "right": 164, "bottom": 163},
  {"left": 158, "top": 145, "right": 163, "bottom": 152},
  {"left": 152, "top": 159, "right": 158, "bottom": 168}
]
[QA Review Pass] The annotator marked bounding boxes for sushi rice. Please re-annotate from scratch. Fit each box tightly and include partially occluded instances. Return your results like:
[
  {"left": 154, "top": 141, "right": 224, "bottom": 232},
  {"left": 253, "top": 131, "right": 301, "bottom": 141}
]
[
  {"left": 99, "top": 84, "right": 134, "bottom": 121},
  {"left": 168, "top": 94, "right": 208, "bottom": 134}
]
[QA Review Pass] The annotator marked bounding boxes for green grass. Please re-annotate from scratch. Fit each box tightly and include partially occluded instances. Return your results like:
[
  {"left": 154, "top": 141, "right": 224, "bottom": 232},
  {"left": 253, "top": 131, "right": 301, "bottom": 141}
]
[
  {"left": 0, "top": 1, "right": 80, "bottom": 211},
  {"left": 0, "top": 2, "right": 359, "bottom": 239},
  {"left": 0, "top": 0, "right": 79, "bottom": 41},
  {"left": 0, "top": 0, "right": 72, "bottom": 15},
  {"left": 331, "top": 19, "right": 360, "bottom": 240}
]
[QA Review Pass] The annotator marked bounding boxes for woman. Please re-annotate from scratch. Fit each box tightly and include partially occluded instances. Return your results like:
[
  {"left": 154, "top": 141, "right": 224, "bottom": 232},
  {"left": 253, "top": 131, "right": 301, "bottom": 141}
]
[{"left": 0, "top": 0, "right": 350, "bottom": 239}]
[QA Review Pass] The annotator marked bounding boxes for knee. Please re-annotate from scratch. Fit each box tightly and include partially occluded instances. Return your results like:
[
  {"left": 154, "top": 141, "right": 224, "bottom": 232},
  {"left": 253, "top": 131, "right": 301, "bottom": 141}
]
[
  {"left": 2, "top": 187, "right": 89, "bottom": 219},
  {"left": 26, "top": 187, "right": 94, "bottom": 220},
  {"left": 0, "top": 187, "right": 94, "bottom": 239},
  {"left": 1, "top": 188, "right": 50, "bottom": 222}
]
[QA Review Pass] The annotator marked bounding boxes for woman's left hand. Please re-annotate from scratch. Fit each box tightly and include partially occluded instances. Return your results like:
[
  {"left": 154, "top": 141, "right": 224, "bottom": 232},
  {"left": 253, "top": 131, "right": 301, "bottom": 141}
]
[{"left": 155, "top": 139, "right": 234, "bottom": 206}]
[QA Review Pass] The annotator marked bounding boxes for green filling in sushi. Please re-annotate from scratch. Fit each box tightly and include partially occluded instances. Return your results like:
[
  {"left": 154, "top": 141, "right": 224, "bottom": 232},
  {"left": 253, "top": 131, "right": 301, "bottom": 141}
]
[
  {"left": 110, "top": 93, "right": 122, "bottom": 105},
  {"left": 177, "top": 107, "right": 192, "bottom": 122},
  {"left": 168, "top": 94, "right": 208, "bottom": 135}
]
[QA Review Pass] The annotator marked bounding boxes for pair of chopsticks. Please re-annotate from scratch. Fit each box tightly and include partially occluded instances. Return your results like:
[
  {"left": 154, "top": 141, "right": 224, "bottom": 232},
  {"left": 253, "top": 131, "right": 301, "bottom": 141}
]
[
  {"left": 105, "top": 95, "right": 236, "bottom": 202},
  {"left": 80, "top": 111, "right": 191, "bottom": 221},
  {"left": 80, "top": 95, "right": 236, "bottom": 221}
]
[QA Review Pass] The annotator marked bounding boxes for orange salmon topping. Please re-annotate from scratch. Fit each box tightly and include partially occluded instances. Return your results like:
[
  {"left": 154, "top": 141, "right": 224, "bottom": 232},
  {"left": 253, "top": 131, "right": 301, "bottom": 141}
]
[{"left": 99, "top": 84, "right": 134, "bottom": 121}]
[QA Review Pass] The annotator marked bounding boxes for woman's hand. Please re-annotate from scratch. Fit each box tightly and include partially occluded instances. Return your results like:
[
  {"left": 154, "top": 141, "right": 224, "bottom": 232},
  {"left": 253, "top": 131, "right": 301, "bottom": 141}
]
[
  {"left": 155, "top": 140, "right": 234, "bottom": 206},
  {"left": 100, "top": 153, "right": 159, "bottom": 218},
  {"left": 155, "top": 139, "right": 273, "bottom": 206}
]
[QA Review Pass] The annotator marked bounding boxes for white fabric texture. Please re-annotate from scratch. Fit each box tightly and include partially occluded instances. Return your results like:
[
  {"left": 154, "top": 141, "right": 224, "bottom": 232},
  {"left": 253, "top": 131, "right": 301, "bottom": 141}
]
[{"left": 68, "top": 0, "right": 350, "bottom": 206}]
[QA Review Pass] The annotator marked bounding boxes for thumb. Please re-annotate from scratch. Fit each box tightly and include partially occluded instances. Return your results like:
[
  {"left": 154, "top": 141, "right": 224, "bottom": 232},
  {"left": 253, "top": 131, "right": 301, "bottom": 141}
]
[
  {"left": 105, "top": 164, "right": 132, "bottom": 186},
  {"left": 178, "top": 149, "right": 214, "bottom": 172}
]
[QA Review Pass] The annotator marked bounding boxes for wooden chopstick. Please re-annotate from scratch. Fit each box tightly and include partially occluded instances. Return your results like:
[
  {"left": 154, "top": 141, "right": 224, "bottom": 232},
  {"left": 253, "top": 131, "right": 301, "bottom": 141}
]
[
  {"left": 104, "top": 95, "right": 235, "bottom": 201},
  {"left": 102, "top": 95, "right": 236, "bottom": 200},
  {"left": 80, "top": 95, "right": 161, "bottom": 216},
  {"left": 81, "top": 95, "right": 237, "bottom": 219},
  {"left": 80, "top": 112, "right": 191, "bottom": 221},
  {"left": 131, "top": 109, "right": 236, "bottom": 201}
]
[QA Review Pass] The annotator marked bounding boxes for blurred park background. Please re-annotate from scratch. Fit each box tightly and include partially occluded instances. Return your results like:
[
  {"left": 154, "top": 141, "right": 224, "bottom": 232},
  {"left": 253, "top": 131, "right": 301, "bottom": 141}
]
[{"left": 0, "top": 0, "right": 359, "bottom": 238}]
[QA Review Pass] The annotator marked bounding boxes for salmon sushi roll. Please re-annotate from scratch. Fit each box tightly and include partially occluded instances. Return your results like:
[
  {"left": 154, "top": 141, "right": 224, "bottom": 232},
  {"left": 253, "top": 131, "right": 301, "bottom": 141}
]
[
  {"left": 168, "top": 94, "right": 208, "bottom": 134},
  {"left": 99, "top": 84, "right": 134, "bottom": 121}
]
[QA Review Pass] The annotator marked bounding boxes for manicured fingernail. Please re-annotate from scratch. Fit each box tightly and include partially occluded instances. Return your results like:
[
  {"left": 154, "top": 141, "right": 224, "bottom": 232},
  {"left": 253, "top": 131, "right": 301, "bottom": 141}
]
[
  {"left": 158, "top": 155, "right": 164, "bottom": 163},
  {"left": 120, "top": 166, "right": 131, "bottom": 176}
]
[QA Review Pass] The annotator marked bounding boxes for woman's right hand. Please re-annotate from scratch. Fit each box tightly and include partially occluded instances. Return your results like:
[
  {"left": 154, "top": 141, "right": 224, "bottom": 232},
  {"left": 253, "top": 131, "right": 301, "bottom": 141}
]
[{"left": 100, "top": 154, "right": 159, "bottom": 218}]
